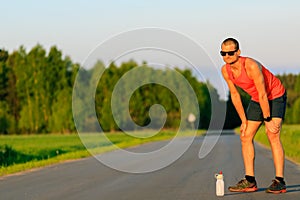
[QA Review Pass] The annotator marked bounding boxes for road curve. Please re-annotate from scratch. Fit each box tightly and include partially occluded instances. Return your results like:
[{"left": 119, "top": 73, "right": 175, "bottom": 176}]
[{"left": 1, "top": 131, "right": 300, "bottom": 200}]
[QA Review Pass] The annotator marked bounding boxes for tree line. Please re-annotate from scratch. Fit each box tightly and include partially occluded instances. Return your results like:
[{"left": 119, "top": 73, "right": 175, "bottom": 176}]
[
  {"left": 0, "top": 46, "right": 79, "bottom": 134},
  {"left": 0, "top": 45, "right": 299, "bottom": 134},
  {"left": 64, "top": 59, "right": 215, "bottom": 133}
]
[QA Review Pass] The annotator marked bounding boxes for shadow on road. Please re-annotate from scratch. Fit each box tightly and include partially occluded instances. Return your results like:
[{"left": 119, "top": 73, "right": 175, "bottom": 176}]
[
  {"left": 257, "top": 185, "right": 300, "bottom": 193},
  {"left": 256, "top": 184, "right": 300, "bottom": 193},
  {"left": 286, "top": 184, "right": 300, "bottom": 193},
  {"left": 224, "top": 184, "right": 300, "bottom": 196}
]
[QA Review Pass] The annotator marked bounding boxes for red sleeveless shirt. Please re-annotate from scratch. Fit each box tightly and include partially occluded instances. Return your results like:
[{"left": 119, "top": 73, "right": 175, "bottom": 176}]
[{"left": 226, "top": 56, "right": 285, "bottom": 102}]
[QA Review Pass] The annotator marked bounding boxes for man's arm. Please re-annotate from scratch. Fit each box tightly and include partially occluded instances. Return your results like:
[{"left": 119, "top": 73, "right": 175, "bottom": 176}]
[
  {"left": 245, "top": 59, "right": 270, "bottom": 119},
  {"left": 221, "top": 66, "right": 247, "bottom": 134},
  {"left": 245, "top": 58, "right": 280, "bottom": 133}
]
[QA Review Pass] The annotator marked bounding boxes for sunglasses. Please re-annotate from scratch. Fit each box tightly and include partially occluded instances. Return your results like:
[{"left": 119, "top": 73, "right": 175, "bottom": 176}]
[{"left": 220, "top": 49, "right": 238, "bottom": 56}]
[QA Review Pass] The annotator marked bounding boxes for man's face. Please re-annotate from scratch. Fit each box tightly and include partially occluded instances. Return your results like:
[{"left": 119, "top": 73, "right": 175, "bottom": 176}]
[{"left": 221, "top": 43, "right": 240, "bottom": 64}]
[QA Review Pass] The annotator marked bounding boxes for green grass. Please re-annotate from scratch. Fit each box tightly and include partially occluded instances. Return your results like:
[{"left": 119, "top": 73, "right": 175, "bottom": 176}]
[
  {"left": 2, "top": 125, "right": 298, "bottom": 177},
  {"left": 254, "top": 124, "right": 300, "bottom": 164},
  {"left": 0, "top": 130, "right": 205, "bottom": 176}
]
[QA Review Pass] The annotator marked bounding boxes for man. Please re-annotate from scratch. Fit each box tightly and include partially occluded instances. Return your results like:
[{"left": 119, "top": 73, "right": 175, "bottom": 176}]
[{"left": 220, "top": 38, "right": 287, "bottom": 194}]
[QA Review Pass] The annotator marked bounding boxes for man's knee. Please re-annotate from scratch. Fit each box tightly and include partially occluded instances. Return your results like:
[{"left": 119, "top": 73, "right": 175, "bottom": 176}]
[
  {"left": 266, "top": 131, "right": 280, "bottom": 142},
  {"left": 240, "top": 134, "right": 254, "bottom": 143}
]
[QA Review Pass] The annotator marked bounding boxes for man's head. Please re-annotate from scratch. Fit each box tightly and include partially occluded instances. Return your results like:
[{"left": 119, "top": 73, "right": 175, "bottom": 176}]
[
  {"left": 221, "top": 38, "right": 239, "bottom": 51},
  {"left": 220, "top": 38, "right": 241, "bottom": 65}
]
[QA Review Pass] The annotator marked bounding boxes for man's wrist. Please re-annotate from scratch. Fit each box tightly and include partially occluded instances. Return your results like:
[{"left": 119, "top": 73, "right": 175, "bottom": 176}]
[{"left": 263, "top": 116, "right": 272, "bottom": 122}]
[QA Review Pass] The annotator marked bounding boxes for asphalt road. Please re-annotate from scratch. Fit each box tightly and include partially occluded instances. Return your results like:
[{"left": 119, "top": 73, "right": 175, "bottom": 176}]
[{"left": 1, "top": 131, "right": 300, "bottom": 200}]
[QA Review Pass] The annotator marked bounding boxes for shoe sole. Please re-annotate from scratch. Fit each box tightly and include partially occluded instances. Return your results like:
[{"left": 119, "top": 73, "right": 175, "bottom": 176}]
[
  {"left": 266, "top": 189, "right": 287, "bottom": 194},
  {"left": 229, "top": 187, "right": 258, "bottom": 192}
]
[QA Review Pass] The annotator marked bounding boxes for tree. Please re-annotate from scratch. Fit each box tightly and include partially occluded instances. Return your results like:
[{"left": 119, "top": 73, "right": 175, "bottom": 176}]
[
  {"left": 291, "top": 97, "right": 300, "bottom": 124},
  {"left": 1, "top": 45, "right": 79, "bottom": 134},
  {"left": 295, "top": 74, "right": 300, "bottom": 94},
  {"left": 49, "top": 88, "right": 74, "bottom": 133},
  {"left": 277, "top": 73, "right": 299, "bottom": 108},
  {"left": 0, "top": 49, "right": 16, "bottom": 134},
  {"left": 46, "top": 47, "right": 78, "bottom": 133},
  {"left": 16, "top": 45, "right": 48, "bottom": 133}
]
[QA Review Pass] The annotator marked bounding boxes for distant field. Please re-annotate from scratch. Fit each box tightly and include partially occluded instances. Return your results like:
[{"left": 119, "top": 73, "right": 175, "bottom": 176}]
[
  {"left": 254, "top": 124, "right": 300, "bottom": 164},
  {"left": 0, "top": 130, "right": 204, "bottom": 176}
]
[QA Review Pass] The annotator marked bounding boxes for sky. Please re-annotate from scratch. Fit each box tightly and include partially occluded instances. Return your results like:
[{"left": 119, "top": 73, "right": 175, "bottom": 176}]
[{"left": 1, "top": 0, "right": 300, "bottom": 99}]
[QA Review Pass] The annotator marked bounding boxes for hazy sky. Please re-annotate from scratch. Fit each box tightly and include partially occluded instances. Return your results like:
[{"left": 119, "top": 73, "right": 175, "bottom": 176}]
[{"left": 2, "top": 0, "right": 300, "bottom": 98}]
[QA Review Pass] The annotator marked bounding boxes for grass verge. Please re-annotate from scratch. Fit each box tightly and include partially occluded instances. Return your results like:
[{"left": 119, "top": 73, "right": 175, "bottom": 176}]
[
  {"left": 254, "top": 124, "right": 300, "bottom": 164},
  {"left": 0, "top": 130, "right": 205, "bottom": 176}
]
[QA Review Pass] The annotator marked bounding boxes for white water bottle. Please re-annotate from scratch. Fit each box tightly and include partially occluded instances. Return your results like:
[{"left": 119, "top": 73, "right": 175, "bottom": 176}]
[{"left": 215, "top": 171, "right": 224, "bottom": 196}]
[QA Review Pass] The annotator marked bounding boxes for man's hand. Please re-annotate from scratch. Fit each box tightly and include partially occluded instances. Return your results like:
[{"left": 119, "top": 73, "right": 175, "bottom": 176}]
[
  {"left": 240, "top": 121, "right": 247, "bottom": 136},
  {"left": 265, "top": 120, "right": 280, "bottom": 134}
]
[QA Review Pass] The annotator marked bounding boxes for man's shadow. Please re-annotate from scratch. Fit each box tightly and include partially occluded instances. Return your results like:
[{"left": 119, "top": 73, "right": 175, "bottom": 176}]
[
  {"left": 225, "top": 184, "right": 300, "bottom": 196},
  {"left": 256, "top": 184, "right": 300, "bottom": 193}
]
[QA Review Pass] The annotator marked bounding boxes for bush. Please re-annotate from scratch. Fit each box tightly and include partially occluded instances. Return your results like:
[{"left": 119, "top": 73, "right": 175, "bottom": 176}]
[
  {"left": 0, "top": 145, "right": 37, "bottom": 167},
  {"left": 0, "top": 145, "right": 18, "bottom": 166}
]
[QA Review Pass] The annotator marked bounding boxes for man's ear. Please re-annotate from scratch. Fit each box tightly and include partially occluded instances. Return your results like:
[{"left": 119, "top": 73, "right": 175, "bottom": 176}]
[{"left": 237, "top": 49, "right": 241, "bottom": 56}]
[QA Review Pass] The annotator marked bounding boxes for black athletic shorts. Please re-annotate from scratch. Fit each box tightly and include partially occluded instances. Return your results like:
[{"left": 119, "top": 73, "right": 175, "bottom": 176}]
[{"left": 246, "top": 92, "right": 287, "bottom": 121}]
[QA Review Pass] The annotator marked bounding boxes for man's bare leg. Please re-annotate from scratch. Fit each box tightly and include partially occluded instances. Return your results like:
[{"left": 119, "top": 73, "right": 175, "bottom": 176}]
[
  {"left": 266, "top": 118, "right": 284, "bottom": 178},
  {"left": 240, "top": 120, "right": 262, "bottom": 176}
]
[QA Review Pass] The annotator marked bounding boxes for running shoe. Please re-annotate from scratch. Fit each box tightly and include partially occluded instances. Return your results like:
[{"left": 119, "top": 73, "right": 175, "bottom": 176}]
[
  {"left": 266, "top": 179, "right": 287, "bottom": 194},
  {"left": 228, "top": 178, "right": 258, "bottom": 192}
]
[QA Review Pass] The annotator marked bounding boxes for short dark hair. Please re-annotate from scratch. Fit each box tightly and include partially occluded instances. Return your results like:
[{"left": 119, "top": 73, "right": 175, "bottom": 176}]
[{"left": 222, "top": 38, "right": 239, "bottom": 50}]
